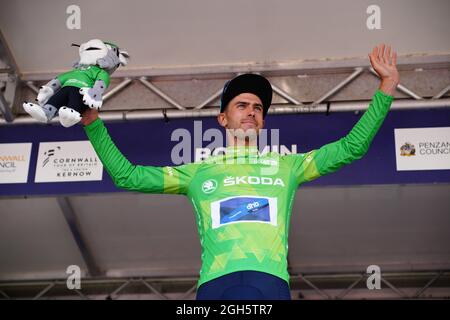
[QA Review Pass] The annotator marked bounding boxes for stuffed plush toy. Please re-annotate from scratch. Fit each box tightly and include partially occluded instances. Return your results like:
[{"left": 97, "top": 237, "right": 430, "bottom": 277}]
[{"left": 23, "top": 39, "right": 129, "bottom": 127}]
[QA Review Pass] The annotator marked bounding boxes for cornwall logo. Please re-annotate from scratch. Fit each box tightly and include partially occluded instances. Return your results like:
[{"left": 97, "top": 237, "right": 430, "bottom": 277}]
[
  {"left": 400, "top": 142, "right": 416, "bottom": 156},
  {"left": 42, "top": 146, "right": 61, "bottom": 167},
  {"left": 202, "top": 179, "right": 217, "bottom": 194}
]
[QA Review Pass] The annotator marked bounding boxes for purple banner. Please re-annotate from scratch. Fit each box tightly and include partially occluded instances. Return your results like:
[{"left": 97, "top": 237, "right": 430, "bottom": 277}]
[{"left": 0, "top": 108, "right": 449, "bottom": 196}]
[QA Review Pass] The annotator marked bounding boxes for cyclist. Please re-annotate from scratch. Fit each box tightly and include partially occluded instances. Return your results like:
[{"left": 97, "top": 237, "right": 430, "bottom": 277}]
[{"left": 81, "top": 44, "right": 399, "bottom": 300}]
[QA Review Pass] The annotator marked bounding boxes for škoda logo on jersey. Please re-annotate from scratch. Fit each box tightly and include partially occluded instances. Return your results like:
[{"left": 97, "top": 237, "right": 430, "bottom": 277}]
[
  {"left": 201, "top": 176, "right": 286, "bottom": 193},
  {"left": 202, "top": 179, "right": 218, "bottom": 193},
  {"left": 223, "top": 176, "right": 285, "bottom": 187}
]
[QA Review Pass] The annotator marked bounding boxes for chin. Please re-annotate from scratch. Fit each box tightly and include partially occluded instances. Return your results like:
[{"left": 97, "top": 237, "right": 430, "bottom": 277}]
[{"left": 234, "top": 128, "right": 259, "bottom": 140}]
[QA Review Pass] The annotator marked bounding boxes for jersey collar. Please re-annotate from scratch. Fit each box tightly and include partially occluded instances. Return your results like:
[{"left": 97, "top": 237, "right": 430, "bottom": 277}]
[{"left": 224, "top": 145, "right": 259, "bottom": 158}]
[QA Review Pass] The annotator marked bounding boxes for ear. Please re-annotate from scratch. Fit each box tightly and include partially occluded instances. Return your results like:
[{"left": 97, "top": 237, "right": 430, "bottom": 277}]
[
  {"left": 119, "top": 50, "right": 130, "bottom": 66},
  {"left": 217, "top": 113, "right": 227, "bottom": 128}
]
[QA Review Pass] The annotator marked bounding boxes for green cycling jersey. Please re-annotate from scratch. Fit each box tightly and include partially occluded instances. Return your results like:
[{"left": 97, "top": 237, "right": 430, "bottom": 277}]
[
  {"left": 57, "top": 65, "right": 110, "bottom": 89},
  {"left": 84, "top": 89, "right": 394, "bottom": 287}
]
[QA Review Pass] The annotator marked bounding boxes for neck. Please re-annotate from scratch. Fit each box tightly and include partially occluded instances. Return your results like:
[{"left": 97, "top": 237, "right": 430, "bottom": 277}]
[{"left": 226, "top": 136, "right": 258, "bottom": 148}]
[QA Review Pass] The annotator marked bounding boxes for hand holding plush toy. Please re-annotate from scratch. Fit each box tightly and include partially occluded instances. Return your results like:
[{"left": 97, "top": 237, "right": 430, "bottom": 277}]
[{"left": 23, "top": 39, "right": 129, "bottom": 127}]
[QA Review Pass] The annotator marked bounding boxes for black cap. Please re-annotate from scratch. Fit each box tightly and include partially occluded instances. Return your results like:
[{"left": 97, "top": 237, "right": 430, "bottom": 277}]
[{"left": 220, "top": 74, "right": 273, "bottom": 118}]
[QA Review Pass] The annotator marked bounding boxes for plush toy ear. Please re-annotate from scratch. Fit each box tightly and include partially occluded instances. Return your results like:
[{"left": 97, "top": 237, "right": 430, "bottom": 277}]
[
  {"left": 72, "top": 60, "right": 81, "bottom": 68},
  {"left": 119, "top": 50, "right": 130, "bottom": 66}
]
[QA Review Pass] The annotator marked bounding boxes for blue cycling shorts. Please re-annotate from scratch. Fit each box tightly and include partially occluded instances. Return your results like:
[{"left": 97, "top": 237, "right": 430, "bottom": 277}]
[{"left": 196, "top": 270, "right": 291, "bottom": 300}]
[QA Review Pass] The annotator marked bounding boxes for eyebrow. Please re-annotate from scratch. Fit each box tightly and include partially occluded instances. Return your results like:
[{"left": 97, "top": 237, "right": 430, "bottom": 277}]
[{"left": 235, "top": 101, "right": 263, "bottom": 107}]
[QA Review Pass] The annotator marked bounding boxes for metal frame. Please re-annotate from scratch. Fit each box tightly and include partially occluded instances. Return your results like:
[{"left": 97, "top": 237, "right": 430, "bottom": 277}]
[
  {"left": 0, "top": 91, "right": 13, "bottom": 122},
  {"left": 3, "top": 96, "right": 449, "bottom": 125},
  {"left": 0, "top": 51, "right": 448, "bottom": 125},
  {"left": 290, "top": 271, "right": 450, "bottom": 300},
  {"left": 19, "top": 53, "right": 450, "bottom": 82},
  {"left": 3, "top": 77, "right": 450, "bottom": 125},
  {"left": 57, "top": 197, "right": 102, "bottom": 277},
  {"left": 0, "top": 30, "right": 19, "bottom": 123},
  {"left": 1, "top": 270, "right": 449, "bottom": 300}
]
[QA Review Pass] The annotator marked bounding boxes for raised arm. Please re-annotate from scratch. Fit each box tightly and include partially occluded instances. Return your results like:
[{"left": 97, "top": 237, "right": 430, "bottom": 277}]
[
  {"left": 82, "top": 109, "right": 196, "bottom": 194},
  {"left": 290, "top": 44, "right": 399, "bottom": 184}
]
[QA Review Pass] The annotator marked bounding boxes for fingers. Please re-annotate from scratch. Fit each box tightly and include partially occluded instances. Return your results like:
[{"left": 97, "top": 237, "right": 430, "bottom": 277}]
[
  {"left": 368, "top": 53, "right": 376, "bottom": 69},
  {"left": 370, "top": 46, "right": 377, "bottom": 64},
  {"left": 369, "top": 46, "right": 377, "bottom": 67},
  {"left": 392, "top": 51, "right": 397, "bottom": 66},
  {"left": 370, "top": 43, "right": 397, "bottom": 65},
  {"left": 370, "top": 44, "right": 385, "bottom": 64},
  {"left": 372, "top": 45, "right": 378, "bottom": 57},
  {"left": 385, "top": 45, "right": 391, "bottom": 64},
  {"left": 377, "top": 44, "right": 385, "bottom": 62}
]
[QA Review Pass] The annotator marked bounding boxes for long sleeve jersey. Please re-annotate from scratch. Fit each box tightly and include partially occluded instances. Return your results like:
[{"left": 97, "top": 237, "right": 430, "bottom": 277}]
[{"left": 84, "top": 89, "right": 394, "bottom": 287}]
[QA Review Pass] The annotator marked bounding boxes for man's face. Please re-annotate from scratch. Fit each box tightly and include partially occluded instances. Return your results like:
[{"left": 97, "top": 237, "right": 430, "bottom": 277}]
[{"left": 217, "top": 93, "right": 265, "bottom": 136}]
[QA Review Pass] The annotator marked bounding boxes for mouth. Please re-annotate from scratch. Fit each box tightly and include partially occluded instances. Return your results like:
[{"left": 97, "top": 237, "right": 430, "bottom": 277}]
[{"left": 241, "top": 120, "right": 257, "bottom": 126}]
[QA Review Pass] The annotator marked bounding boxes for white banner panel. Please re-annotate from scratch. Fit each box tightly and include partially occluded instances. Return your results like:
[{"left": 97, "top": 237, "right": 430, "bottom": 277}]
[
  {"left": 0, "top": 143, "right": 32, "bottom": 183},
  {"left": 394, "top": 127, "right": 450, "bottom": 171},
  {"left": 35, "top": 141, "right": 103, "bottom": 183}
]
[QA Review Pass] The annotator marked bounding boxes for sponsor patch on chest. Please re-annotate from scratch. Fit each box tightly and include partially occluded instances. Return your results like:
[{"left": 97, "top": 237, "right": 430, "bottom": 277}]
[{"left": 223, "top": 176, "right": 285, "bottom": 187}]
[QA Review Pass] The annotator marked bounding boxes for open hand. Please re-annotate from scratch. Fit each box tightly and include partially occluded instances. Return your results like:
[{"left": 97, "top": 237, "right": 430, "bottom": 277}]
[{"left": 368, "top": 43, "right": 400, "bottom": 95}]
